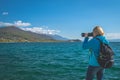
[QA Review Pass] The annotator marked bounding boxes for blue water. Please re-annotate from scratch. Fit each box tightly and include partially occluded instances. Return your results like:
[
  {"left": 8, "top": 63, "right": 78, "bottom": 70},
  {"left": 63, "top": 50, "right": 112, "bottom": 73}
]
[{"left": 0, "top": 42, "right": 120, "bottom": 80}]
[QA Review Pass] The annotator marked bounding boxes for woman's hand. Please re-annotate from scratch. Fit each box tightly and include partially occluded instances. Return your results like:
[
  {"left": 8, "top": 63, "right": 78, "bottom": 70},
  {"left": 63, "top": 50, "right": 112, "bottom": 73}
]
[{"left": 84, "top": 33, "right": 88, "bottom": 37}]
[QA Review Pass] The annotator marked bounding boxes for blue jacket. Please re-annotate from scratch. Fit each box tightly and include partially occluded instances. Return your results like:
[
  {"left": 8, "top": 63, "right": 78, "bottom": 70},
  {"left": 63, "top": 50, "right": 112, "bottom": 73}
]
[{"left": 82, "top": 36, "right": 109, "bottom": 66}]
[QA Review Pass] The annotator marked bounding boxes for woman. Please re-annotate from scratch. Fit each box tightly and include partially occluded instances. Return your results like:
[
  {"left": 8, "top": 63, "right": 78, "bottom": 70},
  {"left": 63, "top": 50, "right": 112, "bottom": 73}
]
[{"left": 82, "top": 26, "right": 109, "bottom": 80}]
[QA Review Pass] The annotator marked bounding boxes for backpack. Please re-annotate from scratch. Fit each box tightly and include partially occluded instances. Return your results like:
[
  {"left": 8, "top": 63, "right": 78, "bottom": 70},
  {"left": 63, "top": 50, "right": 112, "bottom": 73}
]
[{"left": 96, "top": 38, "right": 114, "bottom": 68}]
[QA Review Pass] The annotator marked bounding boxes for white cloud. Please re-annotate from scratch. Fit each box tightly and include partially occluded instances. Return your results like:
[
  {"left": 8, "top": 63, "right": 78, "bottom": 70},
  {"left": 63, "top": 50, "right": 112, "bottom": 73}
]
[
  {"left": 0, "top": 21, "right": 60, "bottom": 35},
  {"left": 0, "top": 22, "right": 13, "bottom": 26},
  {"left": 105, "top": 33, "right": 120, "bottom": 39},
  {"left": 2, "top": 12, "right": 8, "bottom": 15},
  {"left": 0, "top": 20, "right": 31, "bottom": 27},
  {"left": 21, "top": 27, "right": 60, "bottom": 35},
  {"left": 14, "top": 20, "right": 31, "bottom": 27}
]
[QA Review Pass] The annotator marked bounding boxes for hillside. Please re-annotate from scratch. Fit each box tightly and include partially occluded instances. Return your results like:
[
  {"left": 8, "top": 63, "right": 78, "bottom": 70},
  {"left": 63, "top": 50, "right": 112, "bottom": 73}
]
[{"left": 0, "top": 26, "right": 58, "bottom": 42}]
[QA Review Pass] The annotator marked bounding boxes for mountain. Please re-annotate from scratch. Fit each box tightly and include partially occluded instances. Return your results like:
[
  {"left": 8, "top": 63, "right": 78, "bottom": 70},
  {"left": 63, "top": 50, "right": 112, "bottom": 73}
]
[
  {"left": 50, "top": 35, "right": 68, "bottom": 41},
  {"left": 0, "top": 26, "right": 60, "bottom": 42},
  {"left": 67, "top": 39, "right": 82, "bottom": 42}
]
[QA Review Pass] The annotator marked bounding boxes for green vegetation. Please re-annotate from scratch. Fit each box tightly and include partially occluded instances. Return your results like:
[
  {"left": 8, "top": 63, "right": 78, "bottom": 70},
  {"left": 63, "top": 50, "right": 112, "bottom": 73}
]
[{"left": 0, "top": 26, "right": 58, "bottom": 42}]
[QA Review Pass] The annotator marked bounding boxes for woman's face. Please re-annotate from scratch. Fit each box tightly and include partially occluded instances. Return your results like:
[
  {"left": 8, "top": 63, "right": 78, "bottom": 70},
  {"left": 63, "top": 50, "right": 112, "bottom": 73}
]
[{"left": 93, "top": 31, "right": 97, "bottom": 37}]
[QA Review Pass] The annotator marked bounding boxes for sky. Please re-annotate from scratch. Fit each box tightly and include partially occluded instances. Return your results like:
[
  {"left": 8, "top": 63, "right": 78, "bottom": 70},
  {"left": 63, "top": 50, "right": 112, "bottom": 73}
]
[{"left": 0, "top": 0, "right": 120, "bottom": 39}]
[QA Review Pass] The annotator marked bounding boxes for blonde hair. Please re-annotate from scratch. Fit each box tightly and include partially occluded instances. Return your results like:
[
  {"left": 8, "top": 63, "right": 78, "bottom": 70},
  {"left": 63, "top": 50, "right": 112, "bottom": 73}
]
[{"left": 93, "top": 26, "right": 104, "bottom": 36}]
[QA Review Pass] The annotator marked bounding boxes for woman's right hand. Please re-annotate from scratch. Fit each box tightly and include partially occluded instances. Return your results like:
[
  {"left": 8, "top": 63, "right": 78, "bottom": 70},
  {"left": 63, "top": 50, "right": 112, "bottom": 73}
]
[{"left": 84, "top": 33, "right": 88, "bottom": 37}]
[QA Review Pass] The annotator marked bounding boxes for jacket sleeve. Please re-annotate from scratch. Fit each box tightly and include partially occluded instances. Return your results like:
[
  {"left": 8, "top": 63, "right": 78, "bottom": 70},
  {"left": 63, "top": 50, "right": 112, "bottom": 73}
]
[{"left": 82, "top": 37, "right": 96, "bottom": 49}]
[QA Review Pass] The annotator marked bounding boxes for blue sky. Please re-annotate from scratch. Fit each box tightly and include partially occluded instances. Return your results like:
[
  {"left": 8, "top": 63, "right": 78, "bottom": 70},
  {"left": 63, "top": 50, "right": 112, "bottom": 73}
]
[{"left": 0, "top": 0, "right": 120, "bottom": 39}]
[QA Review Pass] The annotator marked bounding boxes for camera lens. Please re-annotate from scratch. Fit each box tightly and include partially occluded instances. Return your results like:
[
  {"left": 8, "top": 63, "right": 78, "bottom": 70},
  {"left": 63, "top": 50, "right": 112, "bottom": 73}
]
[
  {"left": 81, "top": 33, "right": 85, "bottom": 37},
  {"left": 81, "top": 32, "right": 93, "bottom": 37},
  {"left": 88, "top": 33, "right": 93, "bottom": 37}
]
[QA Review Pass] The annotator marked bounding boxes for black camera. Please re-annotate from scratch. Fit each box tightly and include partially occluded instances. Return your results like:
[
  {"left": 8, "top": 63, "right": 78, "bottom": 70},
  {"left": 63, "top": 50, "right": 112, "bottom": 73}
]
[{"left": 81, "top": 32, "right": 93, "bottom": 37}]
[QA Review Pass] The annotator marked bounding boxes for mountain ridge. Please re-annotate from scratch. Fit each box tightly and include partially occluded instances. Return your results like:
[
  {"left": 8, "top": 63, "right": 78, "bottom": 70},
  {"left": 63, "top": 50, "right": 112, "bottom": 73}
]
[
  {"left": 0, "top": 26, "right": 58, "bottom": 42},
  {"left": 0, "top": 26, "right": 82, "bottom": 42}
]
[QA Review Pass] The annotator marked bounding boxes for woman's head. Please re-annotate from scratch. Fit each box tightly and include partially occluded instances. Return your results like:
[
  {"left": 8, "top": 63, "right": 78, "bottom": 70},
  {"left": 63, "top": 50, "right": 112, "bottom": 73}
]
[{"left": 93, "top": 26, "right": 104, "bottom": 37}]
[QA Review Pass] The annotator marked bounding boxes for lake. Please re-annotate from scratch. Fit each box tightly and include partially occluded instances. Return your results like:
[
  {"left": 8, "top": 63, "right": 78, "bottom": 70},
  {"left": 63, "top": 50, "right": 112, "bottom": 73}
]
[{"left": 0, "top": 42, "right": 119, "bottom": 80}]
